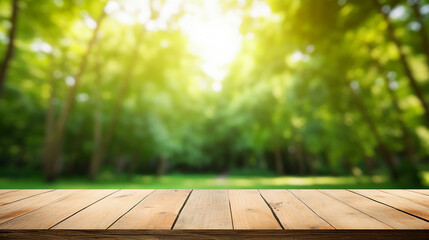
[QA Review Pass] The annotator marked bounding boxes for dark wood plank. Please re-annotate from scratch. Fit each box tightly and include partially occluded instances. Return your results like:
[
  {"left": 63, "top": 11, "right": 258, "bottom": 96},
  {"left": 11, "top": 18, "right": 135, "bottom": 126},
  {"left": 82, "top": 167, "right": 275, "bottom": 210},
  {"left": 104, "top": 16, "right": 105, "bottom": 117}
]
[
  {"left": 0, "top": 190, "right": 53, "bottom": 206},
  {"left": 1, "top": 230, "right": 428, "bottom": 240},
  {"left": 290, "top": 190, "right": 391, "bottom": 229},
  {"left": 380, "top": 190, "right": 429, "bottom": 208},
  {"left": 0, "top": 190, "right": 116, "bottom": 229},
  {"left": 351, "top": 190, "right": 429, "bottom": 221},
  {"left": 260, "top": 189, "right": 333, "bottom": 229},
  {"left": 229, "top": 190, "right": 282, "bottom": 229},
  {"left": 0, "top": 190, "right": 78, "bottom": 225},
  {"left": 321, "top": 190, "right": 429, "bottom": 229},
  {"left": 174, "top": 190, "right": 232, "bottom": 229},
  {"left": 110, "top": 189, "right": 191, "bottom": 229},
  {"left": 53, "top": 190, "right": 153, "bottom": 229}
]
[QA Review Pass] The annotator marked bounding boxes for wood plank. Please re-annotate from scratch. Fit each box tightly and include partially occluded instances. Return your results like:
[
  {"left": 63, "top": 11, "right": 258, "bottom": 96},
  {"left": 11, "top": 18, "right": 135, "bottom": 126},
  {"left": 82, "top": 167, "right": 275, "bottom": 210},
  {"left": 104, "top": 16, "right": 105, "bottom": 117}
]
[
  {"left": 352, "top": 190, "right": 429, "bottom": 221},
  {"left": 174, "top": 190, "right": 232, "bottom": 229},
  {"left": 0, "top": 190, "right": 78, "bottom": 225},
  {"left": 321, "top": 190, "right": 429, "bottom": 229},
  {"left": 2, "top": 229, "right": 429, "bottom": 240},
  {"left": 228, "top": 190, "right": 282, "bottom": 229},
  {"left": 259, "top": 190, "right": 333, "bottom": 229},
  {"left": 408, "top": 189, "right": 429, "bottom": 196},
  {"left": 0, "top": 190, "right": 53, "bottom": 206},
  {"left": 290, "top": 190, "right": 391, "bottom": 229},
  {"left": 110, "top": 189, "right": 191, "bottom": 229},
  {"left": 0, "top": 190, "right": 17, "bottom": 196},
  {"left": 53, "top": 190, "right": 153, "bottom": 229},
  {"left": 0, "top": 190, "right": 116, "bottom": 229},
  {"left": 381, "top": 190, "right": 429, "bottom": 208}
]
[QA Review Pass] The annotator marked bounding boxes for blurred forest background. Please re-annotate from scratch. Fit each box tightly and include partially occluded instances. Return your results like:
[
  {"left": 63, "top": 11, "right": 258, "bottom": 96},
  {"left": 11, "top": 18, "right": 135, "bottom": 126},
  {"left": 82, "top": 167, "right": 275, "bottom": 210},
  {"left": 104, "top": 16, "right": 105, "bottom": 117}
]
[{"left": 0, "top": 0, "right": 429, "bottom": 189}]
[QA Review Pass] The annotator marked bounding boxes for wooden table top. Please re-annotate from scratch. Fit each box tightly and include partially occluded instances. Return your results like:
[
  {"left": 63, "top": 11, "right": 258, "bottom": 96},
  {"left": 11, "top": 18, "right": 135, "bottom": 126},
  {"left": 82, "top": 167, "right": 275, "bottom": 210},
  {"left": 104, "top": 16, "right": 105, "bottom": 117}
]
[{"left": 0, "top": 189, "right": 428, "bottom": 239}]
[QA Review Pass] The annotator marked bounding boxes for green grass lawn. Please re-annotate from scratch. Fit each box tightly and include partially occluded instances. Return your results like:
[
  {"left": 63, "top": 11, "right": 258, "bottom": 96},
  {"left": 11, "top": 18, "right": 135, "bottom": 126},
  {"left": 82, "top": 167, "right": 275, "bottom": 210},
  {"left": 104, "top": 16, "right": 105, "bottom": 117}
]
[{"left": 0, "top": 171, "right": 428, "bottom": 189}]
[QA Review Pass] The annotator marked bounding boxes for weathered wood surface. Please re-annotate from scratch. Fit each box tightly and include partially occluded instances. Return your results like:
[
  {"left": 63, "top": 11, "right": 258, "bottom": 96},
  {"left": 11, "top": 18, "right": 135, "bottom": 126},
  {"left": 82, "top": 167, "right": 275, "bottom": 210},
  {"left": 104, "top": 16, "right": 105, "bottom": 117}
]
[{"left": 0, "top": 189, "right": 428, "bottom": 239}]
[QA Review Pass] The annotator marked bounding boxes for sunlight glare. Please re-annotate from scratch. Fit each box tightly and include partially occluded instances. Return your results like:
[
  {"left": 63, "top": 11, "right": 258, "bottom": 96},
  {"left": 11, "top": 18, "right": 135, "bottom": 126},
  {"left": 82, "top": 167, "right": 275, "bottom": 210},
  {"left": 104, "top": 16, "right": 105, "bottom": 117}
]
[
  {"left": 250, "top": 1, "right": 271, "bottom": 18},
  {"left": 179, "top": 1, "right": 243, "bottom": 83},
  {"left": 290, "top": 51, "right": 303, "bottom": 63},
  {"left": 83, "top": 15, "right": 97, "bottom": 30},
  {"left": 212, "top": 82, "right": 222, "bottom": 92}
]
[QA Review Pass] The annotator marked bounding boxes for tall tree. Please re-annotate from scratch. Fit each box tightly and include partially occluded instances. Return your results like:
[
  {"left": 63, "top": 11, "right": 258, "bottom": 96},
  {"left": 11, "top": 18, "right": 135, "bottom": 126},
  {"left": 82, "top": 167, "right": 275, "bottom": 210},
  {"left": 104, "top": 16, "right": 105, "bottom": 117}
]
[
  {"left": 0, "top": 0, "right": 19, "bottom": 95},
  {"left": 350, "top": 85, "right": 398, "bottom": 180},
  {"left": 375, "top": 0, "right": 429, "bottom": 127},
  {"left": 44, "top": 9, "right": 106, "bottom": 182},
  {"left": 89, "top": 26, "right": 145, "bottom": 180}
]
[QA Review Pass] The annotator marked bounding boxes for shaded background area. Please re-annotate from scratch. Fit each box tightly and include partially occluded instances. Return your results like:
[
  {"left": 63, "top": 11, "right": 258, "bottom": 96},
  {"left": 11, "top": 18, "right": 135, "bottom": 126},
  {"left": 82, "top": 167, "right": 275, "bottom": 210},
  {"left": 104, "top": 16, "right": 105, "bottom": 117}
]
[{"left": 0, "top": 0, "right": 429, "bottom": 188}]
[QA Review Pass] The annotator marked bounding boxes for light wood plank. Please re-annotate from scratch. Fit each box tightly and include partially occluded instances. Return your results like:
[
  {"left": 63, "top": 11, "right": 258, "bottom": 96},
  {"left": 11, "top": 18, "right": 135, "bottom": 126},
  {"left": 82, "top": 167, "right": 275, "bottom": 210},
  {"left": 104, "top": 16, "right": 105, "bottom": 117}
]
[
  {"left": 53, "top": 190, "right": 153, "bottom": 229},
  {"left": 110, "top": 189, "right": 191, "bottom": 229},
  {"left": 0, "top": 190, "right": 116, "bottom": 229},
  {"left": 0, "top": 190, "right": 17, "bottom": 196},
  {"left": 408, "top": 189, "right": 429, "bottom": 196},
  {"left": 381, "top": 190, "right": 429, "bottom": 208},
  {"left": 290, "top": 190, "right": 391, "bottom": 229},
  {"left": 0, "top": 190, "right": 78, "bottom": 225},
  {"left": 228, "top": 190, "right": 281, "bottom": 230},
  {"left": 352, "top": 190, "right": 429, "bottom": 221},
  {"left": 0, "top": 190, "right": 53, "bottom": 206},
  {"left": 322, "top": 190, "right": 429, "bottom": 229},
  {"left": 174, "top": 190, "right": 232, "bottom": 229},
  {"left": 260, "top": 190, "right": 333, "bottom": 229}
]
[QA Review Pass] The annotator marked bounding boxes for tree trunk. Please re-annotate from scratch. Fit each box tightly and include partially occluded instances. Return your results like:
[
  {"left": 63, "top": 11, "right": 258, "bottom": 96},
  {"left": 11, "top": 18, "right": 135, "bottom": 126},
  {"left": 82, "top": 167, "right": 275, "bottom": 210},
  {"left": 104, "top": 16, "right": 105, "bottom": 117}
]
[
  {"left": 44, "top": 10, "right": 106, "bottom": 182},
  {"left": 350, "top": 87, "right": 398, "bottom": 180},
  {"left": 374, "top": 61, "right": 416, "bottom": 164},
  {"left": 376, "top": 0, "right": 429, "bottom": 127},
  {"left": 42, "top": 53, "right": 57, "bottom": 176},
  {"left": 128, "top": 148, "right": 140, "bottom": 179},
  {"left": 0, "top": 0, "right": 19, "bottom": 96},
  {"left": 365, "top": 156, "right": 375, "bottom": 177},
  {"left": 305, "top": 152, "right": 316, "bottom": 175},
  {"left": 273, "top": 137, "right": 284, "bottom": 175},
  {"left": 295, "top": 141, "right": 305, "bottom": 175},
  {"left": 89, "top": 26, "right": 145, "bottom": 180},
  {"left": 156, "top": 156, "right": 167, "bottom": 177},
  {"left": 373, "top": 60, "right": 421, "bottom": 183},
  {"left": 92, "top": 50, "right": 103, "bottom": 169}
]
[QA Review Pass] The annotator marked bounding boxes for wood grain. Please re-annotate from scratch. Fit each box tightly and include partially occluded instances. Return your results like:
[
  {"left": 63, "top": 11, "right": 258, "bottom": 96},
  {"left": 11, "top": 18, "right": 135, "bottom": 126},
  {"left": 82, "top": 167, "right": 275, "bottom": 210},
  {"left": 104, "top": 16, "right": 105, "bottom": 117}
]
[
  {"left": 0, "top": 189, "right": 428, "bottom": 236},
  {"left": 352, "top": 190, "right": 429, "bottom": 221},
  {"left": 229, "top": 190, "right": 282, "bottom": 229},
  {"left": 174, "top": 190, "right": 232, "bottom": 229},
  {"left": 380, "top": 190, "right": 429, "bottom": 208},
  {"left": 321, "top": 190, "right": 429, "bottom": 229},
  {"left": 260, "top": 190, "right": 333, "bottom": 229},
  {"left": 0, "top": 190, "right": 53, "bottom": 206},
  {"left": 0, "top": 190, "right": 78, "bottom": 225},
  {"left": 0, "top": 190, "right": 17, "bottom": 196},
  {"left": 53, "top": 190, "right": 153, "bottom": 229},
  {"left": 408, "top": 189, "right": 429, "bottom": 196},
  {"left": 0, "top": 190, "right": 116, "bottom": 229},
  {"left": 110, "top": 189, "right": 191, "bottom": 229},
  {"left": 290, "top": 190, "right": 391, "bottom": 229}
]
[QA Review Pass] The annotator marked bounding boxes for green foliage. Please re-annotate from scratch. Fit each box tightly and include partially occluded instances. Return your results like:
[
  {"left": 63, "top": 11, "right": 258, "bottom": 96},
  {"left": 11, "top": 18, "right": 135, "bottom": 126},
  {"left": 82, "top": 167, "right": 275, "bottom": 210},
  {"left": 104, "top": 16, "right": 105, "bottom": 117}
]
[{"left": 0, "top": 0, "right": 428, "bottom": 185}]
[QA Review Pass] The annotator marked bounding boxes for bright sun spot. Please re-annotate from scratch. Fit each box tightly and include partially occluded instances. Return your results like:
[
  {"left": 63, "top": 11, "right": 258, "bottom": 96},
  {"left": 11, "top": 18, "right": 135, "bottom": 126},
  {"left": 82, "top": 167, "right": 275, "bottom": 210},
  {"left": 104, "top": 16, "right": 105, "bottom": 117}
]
[
  {"left": 212, "top": 82, "right": 222, "bottom": 92},
  {"left": 103, "top": 0, "right": 273, "bottom": 92},
  {"left": 179, "top": 1, "right": 243, "bottom": 88}
]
